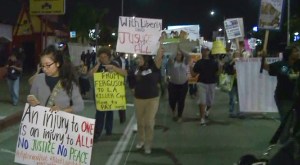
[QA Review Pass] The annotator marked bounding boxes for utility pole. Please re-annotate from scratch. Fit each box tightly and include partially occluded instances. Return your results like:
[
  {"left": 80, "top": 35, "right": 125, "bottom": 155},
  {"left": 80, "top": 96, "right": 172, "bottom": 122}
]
[
  {"left": 95, "top": 23, "right": 99, "bottom": 52},
  {"left": 287, "top": 0, "right": 290, "bottom": 46},
  {"left": 121, "top": 0, "right": 124, "bottom": 16}
]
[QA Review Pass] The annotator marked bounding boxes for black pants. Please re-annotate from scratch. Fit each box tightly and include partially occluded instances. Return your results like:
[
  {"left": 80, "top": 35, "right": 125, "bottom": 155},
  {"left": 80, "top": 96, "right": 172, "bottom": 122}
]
[
  {"left": 79, "top": 77, "right": 90, "bottom": 95},
  {"left": 118, "top": 110, "right": 126, "bottom": 124},
  {"left": 189, "top": 84, "right": 197, "bottom": 96},
  {"left": 168, "top": 81, "right": 188, "bottom": 117},
  {"left": 94, "top": 110, "right": 113, "bottom": 138}
]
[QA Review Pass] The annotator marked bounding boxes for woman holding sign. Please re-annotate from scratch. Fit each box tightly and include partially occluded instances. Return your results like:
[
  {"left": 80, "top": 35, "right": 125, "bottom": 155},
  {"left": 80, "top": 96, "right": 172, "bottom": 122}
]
[
  {"left": 27, "top": 45, "right": 84, "bottom": 113},
  {"left": 89, "top": 47, "right": 127, "bottom": 142},
  {"left": 128, "top": 46, "right": 164, "bottom": 154},
  {"left": 166, "top": 47, "right": 190, "bottom": 122},
  {"left": 263, "top": 45, "right": 300, "bottom": 144}
]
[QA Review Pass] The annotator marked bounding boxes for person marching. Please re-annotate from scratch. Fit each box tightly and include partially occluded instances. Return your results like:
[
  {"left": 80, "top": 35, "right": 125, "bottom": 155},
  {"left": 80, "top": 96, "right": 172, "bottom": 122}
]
[
  {"left": 167, "top": 47, "right": 190, "bottom": 122},
  {"left": 128, "top": 46, "right": 164, "bottom": 154},
  {"left": 89, "top": 47, "right": 127, "bottom": 141},
  {"left": 190, "top": 47, "right": 220, "bottom": 126},
  {"left": 263, "top": 45, "right": 300, "bottom": 143}
]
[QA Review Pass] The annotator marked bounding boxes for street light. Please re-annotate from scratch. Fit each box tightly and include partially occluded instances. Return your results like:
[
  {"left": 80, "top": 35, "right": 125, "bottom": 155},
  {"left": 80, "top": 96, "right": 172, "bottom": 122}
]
[{"left": 210, "top": 10, "right": 215, "bottom": 16}]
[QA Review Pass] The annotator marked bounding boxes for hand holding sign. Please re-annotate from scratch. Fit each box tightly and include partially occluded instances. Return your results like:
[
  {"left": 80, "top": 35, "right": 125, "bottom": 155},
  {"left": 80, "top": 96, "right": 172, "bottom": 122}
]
[
  {"left": 27, "top": 95, "right": 40, "bottom": 106},
  {"left": 50, "top": 105, "right": 60, "bottom": 112},
  {"left": 104, "top": 65, "right": 115, "bottom": 72}
]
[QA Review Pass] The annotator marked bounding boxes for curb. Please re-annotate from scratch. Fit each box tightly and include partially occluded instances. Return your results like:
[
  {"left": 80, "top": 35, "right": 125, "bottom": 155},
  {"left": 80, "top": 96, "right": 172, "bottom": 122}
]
[{"left": 0, "top": 111, "right": 22, "bottom": 132}]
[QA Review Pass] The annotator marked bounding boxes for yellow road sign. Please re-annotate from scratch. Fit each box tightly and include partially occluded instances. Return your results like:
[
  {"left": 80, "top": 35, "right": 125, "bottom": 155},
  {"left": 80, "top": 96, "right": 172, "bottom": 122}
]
[{"left": 30, "top": 0, "right": 65, "bottom": 15}]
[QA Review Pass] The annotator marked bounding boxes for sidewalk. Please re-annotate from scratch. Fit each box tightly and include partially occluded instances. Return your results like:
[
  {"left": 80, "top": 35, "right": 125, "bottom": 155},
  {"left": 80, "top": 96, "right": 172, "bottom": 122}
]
[
  {"left": 0, "top": 75, "right": 31, "bottom": 131},
  {"left": 0, "top": 76, "right": 281, "bottom": 164}
]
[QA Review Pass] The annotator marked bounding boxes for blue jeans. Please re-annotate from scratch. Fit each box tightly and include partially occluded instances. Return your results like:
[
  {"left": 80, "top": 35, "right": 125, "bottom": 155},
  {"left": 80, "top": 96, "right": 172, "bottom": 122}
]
[
  {"left": 6, "top": 77, "right": 20, "bottom": 105},
  {"left": 229, "top": 85, "right": 238, "bottom": 115},
  {"left": 189, "top": 84, "right": 197, "bottom": 96},
  {"left": 94, "top": 110, "right": 114, "bottom": 137}
]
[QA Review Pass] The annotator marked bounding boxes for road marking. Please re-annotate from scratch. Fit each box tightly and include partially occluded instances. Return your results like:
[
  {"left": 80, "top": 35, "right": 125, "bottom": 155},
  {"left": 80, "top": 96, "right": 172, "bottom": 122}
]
[
  {"left": 105, "top": 114, "right": 136, "bottom": 165},
  {"left": 126, "top": 103, "right": 134, "bottom": 107},
  {"left": 0, "top": 116, "right": 6, "bottom": 120},
  {"left": 0, "top": 148, "right": 15, "bottom": 155},
  {"left": 123, "top": 133, "right": 137, "bottom": 165}
]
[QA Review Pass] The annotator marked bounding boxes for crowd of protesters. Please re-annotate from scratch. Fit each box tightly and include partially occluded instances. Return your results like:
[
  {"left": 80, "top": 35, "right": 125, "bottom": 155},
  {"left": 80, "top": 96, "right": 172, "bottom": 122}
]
[{"left": 1, "top": 41, "right": 300, "bottom": 159}]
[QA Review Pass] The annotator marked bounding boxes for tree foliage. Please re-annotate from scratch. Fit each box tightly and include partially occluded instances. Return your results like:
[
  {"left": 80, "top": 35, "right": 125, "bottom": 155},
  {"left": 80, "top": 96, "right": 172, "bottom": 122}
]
[{"left": 68, "top": 2, "right": 108, "bottom": 43}]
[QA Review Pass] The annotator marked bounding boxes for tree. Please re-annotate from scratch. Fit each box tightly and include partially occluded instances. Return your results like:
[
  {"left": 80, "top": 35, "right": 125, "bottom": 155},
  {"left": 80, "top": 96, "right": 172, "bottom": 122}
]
[{"left": 68, "top": 2, "right": 108, "bottom": 44}]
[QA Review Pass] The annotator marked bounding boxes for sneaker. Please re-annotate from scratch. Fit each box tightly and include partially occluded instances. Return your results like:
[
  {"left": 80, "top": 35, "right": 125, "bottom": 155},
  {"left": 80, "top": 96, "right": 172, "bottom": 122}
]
[
  {"left": 177, "top": 117, "right": 182, "bottom": 123},
  {"left": 205, "top": 110, "right": 209, "bottom": 118},
  {"left": 144, "top": 147, "right": 151, "bottom": 154},
  {"left": 135, "top": 142, "right": 144, "bottom": 149},
  {"left": 144, "top": 149, "right": 151, "bottom": 154},
  {"left": 200, "top": 118, "right": 206, "bottom": 126}
]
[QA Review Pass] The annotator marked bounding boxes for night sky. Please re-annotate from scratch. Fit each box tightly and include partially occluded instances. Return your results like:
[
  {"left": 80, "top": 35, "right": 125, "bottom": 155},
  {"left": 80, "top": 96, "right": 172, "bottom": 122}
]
[{"left": 0, "top": 0, "right": 299, "bottom": 39}]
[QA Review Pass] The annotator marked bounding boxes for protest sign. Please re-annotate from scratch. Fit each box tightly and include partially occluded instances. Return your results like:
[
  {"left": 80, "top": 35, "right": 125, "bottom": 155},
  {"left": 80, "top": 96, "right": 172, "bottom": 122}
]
[
  {"left": 163, "top": 25, "right": 200, "bottom": 43},
  {"left": 236, "top": 58, "right": 279, "bottom": 113},
  {"left": 160, "top": 25, "right": 200, "bottom": 55},
  {"left": 116, "top": 16, "right": 162, "bottom": 55},
  {"left": 15, "top": 104, "right": 95, "bottom": 165},
  {"left": 188, "top": 53, "right": 201, "bottom": 84},
  {"left": 94, "top": 72, "right": 126, "bottom": 111},
  {"left": 258, "top": 0, "right": 284, "bottom": 30},
  {"left": 224, "top": 18, "right": 244, "bottom": 40}
]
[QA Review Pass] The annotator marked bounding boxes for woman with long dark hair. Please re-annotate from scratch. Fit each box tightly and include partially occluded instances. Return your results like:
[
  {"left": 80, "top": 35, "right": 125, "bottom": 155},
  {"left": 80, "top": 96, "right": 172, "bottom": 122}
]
[
  {"left": 128, "top": 46, "right": 164, "bottom": 154},
  {"left": 263, "top": 45, "right": 300, "bottom": 143},
  {"left": 27, "top": 45, "right": 84, "bottom": 113},
  {"left": 167, "top": 47, "right": 190, "bottom": 122}
]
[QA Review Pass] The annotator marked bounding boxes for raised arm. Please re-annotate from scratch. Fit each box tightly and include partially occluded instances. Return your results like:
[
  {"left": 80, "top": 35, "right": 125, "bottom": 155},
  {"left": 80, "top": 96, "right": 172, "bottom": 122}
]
[
  {"left": 180, "top": 48, "right": 191, "bottom": 65},
  {"left": 154, "top": 45, "right": 164, "bottom": 69}
]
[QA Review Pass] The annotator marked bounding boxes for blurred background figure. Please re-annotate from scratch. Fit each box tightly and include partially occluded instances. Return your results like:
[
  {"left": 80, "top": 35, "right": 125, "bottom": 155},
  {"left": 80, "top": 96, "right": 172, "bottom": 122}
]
[
  {"left": 5, "top": 52, "right": 22, "bottom": 105},
  {"left": 78, "top": 59, "right": 90, "bottom": 99}
]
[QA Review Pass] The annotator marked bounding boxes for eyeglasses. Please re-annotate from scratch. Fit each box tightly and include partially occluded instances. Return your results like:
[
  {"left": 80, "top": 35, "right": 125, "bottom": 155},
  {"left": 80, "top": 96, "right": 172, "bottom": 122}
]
[{"left": 41, "top": 62, "right": 55, "bottom": 69}]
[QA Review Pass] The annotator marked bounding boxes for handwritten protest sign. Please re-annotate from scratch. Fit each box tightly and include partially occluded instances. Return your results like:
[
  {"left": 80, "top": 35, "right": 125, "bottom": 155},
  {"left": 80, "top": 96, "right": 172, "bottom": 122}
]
[
  {"left": 15, "top": 104, "right": 95, "bottom": 165},
  {"left": 224, "top": 18, "right": 244, "bottom": 40},
  {"left": 116, "top": 16, "right": 162, "bottom": 55},
  {"left": 167, "top": 25, "right": 200, "bottom": 41},
  {"left": 94, "top": 72, "right": 126, "bottom": 111},
  {"left": 258, "top": 0, "right": 284, "bottom": 30},
  {"left": 188, "top": 53, "right": 201, "bottom": 84}
]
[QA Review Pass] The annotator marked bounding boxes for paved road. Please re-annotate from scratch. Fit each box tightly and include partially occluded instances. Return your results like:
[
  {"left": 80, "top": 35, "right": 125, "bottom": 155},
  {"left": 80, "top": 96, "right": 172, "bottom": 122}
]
[{"left": 0, "top": 76, "right": 280, "bottom": 165}]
